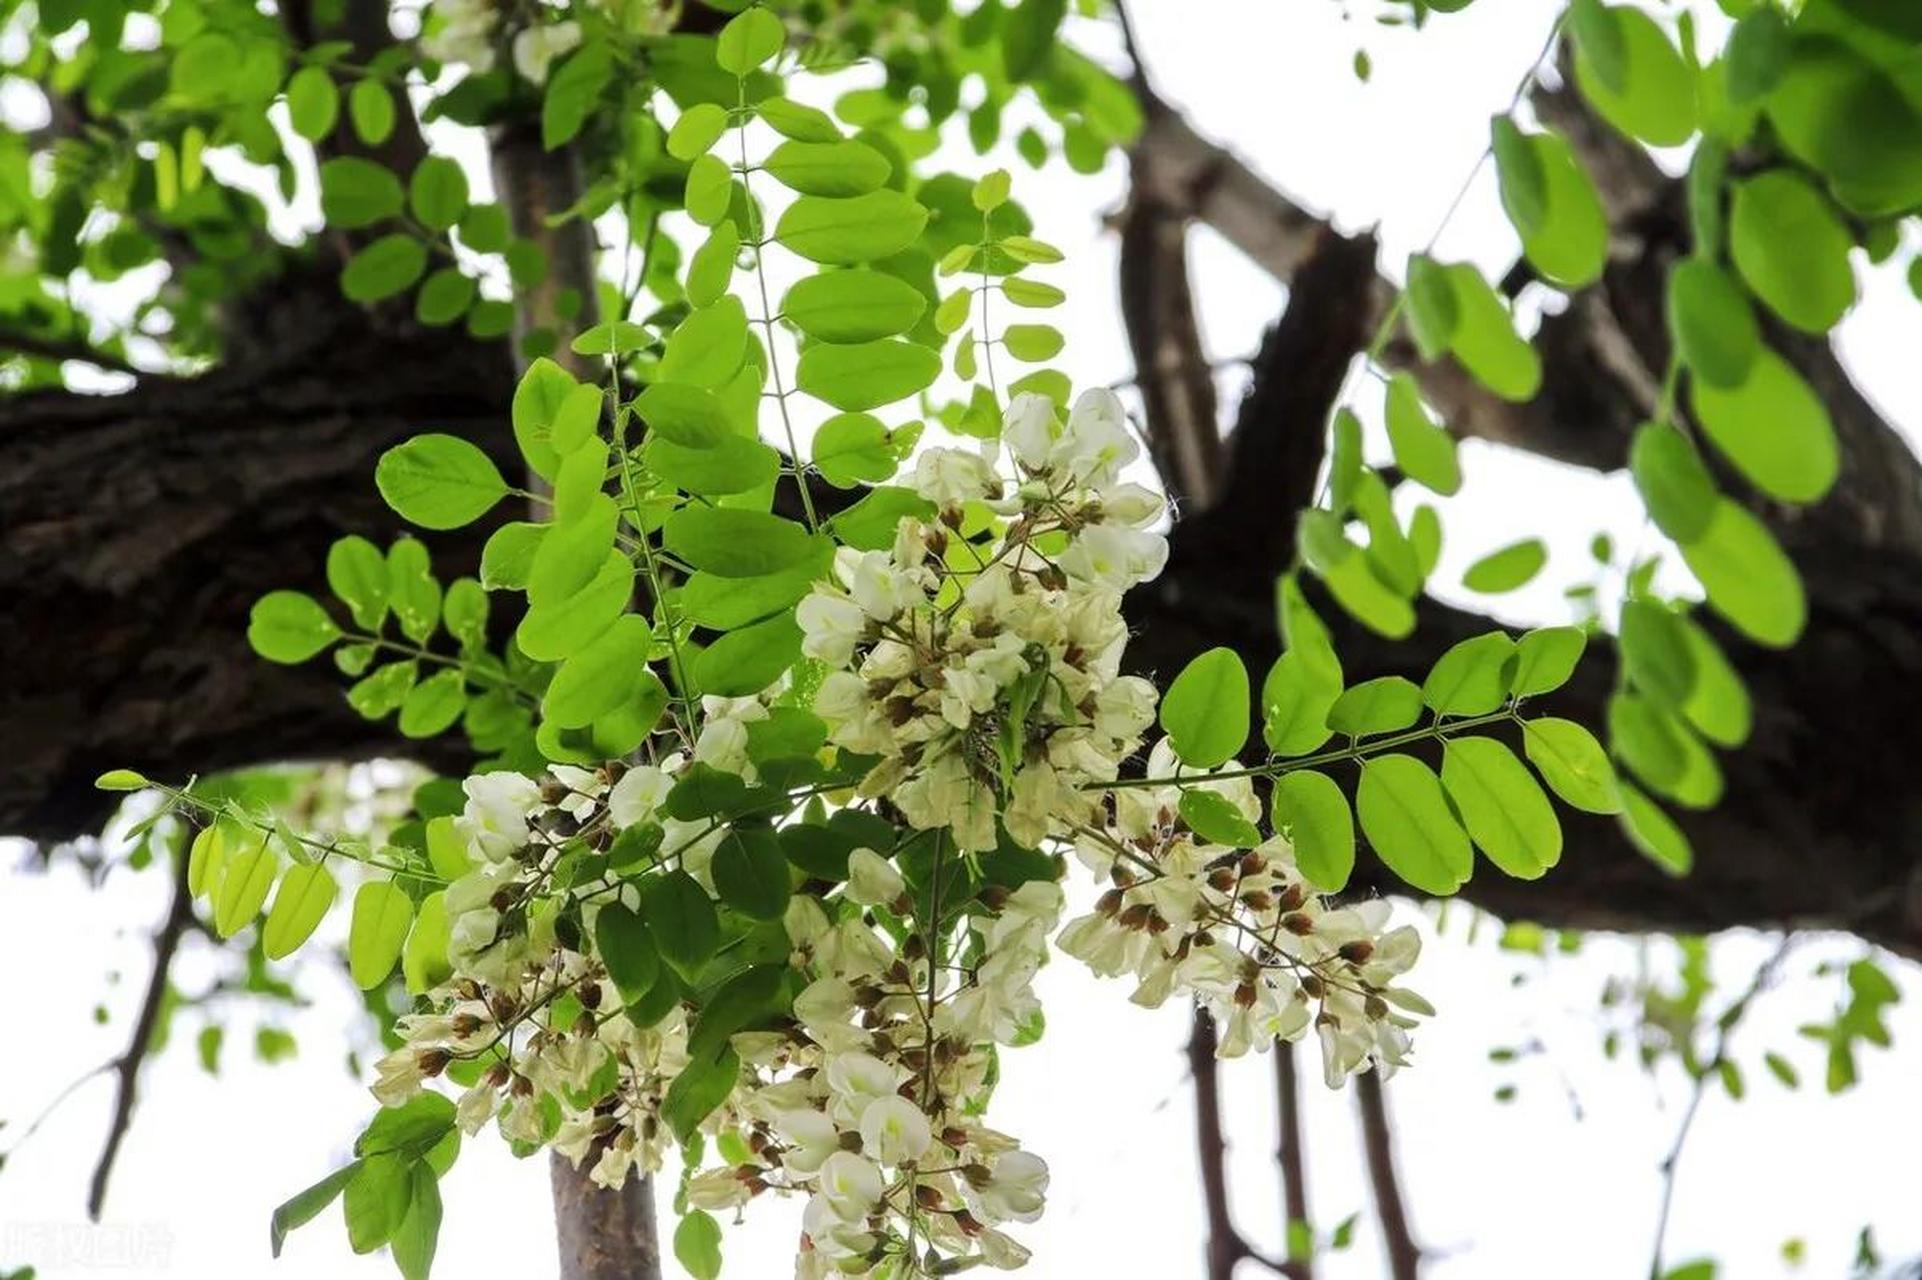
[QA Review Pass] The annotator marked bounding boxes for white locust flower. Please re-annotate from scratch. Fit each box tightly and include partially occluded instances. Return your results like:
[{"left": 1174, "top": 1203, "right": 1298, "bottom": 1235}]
[{"left": 512, "top": 20, "right": 580, "bottom": 84}]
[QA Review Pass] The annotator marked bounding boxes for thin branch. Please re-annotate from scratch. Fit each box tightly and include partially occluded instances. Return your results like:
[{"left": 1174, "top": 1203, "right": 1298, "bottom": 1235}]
[
  {"left": 1274, "top": 1042, "right": 1313, "bottom": 1280},
  {"left": 1647, "top": 935, "right": 1797, "bottom": 1280},
  {"left": 1191, "top": 1006, "right": 1245, "bottom": 1280},
  {"left": 0, "top": 329, "right": 141, "bottom": 377},
  {"left": 1354, "top": 1069, "right": 1420, "bottom": 1280},
  {"left": 86, "top": 841, "right": 195, "bottom": 1219}
]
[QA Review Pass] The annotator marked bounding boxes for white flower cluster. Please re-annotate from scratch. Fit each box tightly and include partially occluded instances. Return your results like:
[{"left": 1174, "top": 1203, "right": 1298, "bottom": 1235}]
[
  {"left": 371, "top": 767, "right": 696, "bottom": 1186},
  {"left": 419, "top": 0, "right": 582, "bottom": 83},
  {"left": 1060, "top": 742, "right": 1431, "bottom": 1084},
  {"left": 801, "top": 389, "right": 1165, "bottom": 854},
  {"left": 682, "top": 859, "right": 1064, "bottom": 1276}
]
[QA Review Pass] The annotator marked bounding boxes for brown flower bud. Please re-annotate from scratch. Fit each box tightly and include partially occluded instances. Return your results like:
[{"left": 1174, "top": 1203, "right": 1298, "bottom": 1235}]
[
  {"left": 1300, "top": 974, "right": 1326, "bottom": 1000},
  {"left": 1339, "top": 940, "right": 1375, "bottom": 964},
  {"left": 1282, "top": 912, "right": 1315, "bottom": 936},
  {"left": 1275, "top": 883, "right": 1307, "bottom": 913},
  {"left": 418, "top": 1049, "right": 451, "bottom": 1076}
]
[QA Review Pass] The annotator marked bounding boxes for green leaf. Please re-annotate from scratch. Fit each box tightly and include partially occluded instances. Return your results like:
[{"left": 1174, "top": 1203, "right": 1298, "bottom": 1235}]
[
  {"left": 684, "top": 154, "right": 734, "bottom": 226},
  {"left": 481, "top": 522, "right": 544, "bottom": 590},
  {"left": 402, "top": 892, "right": 451, "bottom": 994},
  {"left": 1260, "top": 650, "right": 1340, "bottom": 757},
  {"left": 810, "top": 413, "right": 899, "bottom": 488},
  {"left": 712, "top": 827, "right": 792, "bottom": 920},
  {"left": 1403, "top": 254, "right": 1458, "bottom": 359},
  {"left": 376, "top": 433, "right": 508, "bottom": 529},
  {"left": 674, "top": 1210, "right": 724, "bottom": 1280},
  {"left": 389, "top": 1165, "right": 443, "bottom": 1280},
  {"left": 1521, "top": 716, "right": 1622, "bottom": 814},
  {"left": 765, "top": 139, "right": 890, "bottom": 196},
  {"left": 643, "top": 870, "right": 719, "bottom": 977},
  {"left": 1619, "top": 780, "right": 1692, "bottom": 875},
  {"left": 667, "top": 102, "right": 729, "bottom": 161},
  {"left": 646, "top": 433, "right": 780, "bottom": 496},
  {"left": 1003, "top": 323, "right": 1064, "bottom": 361},
  {"left": 397, "top": 668, "right": 464, "bottom": 737},
  {"left": 343, "top": 1153, "right": 410, "bottom": 1254},
  {"left": 685, "top": 222, "right": 740, "bottom": 308},
  {"left": 415, "top": 267, "right": 477, "bottom": 326},
  {"left": 1724, "top": 7, "right": 1789, "bottom": 104},
  {"left": 528, "top": 494, "right": 619, "bottom": 608},
  {"left": 213, "top": 834, "right": 278, "bottom": 938},
  {"left": 287, "top": 66, "right": 339, "bottom": 141},
  {"left": 1571, "top": 4, "right": 1696, "bottom": 146},
  {"left": 662, "top": 1046, "right": 738, "bottom": 1141},
  {"left": 320, "top": 156, "right": 403, "bottom": 229},
  {"left": 1441, "top": 737, "right": 1562, "bottom": 877},
  {"left": 262, "top": 862, "right": 338, "bottom": 960},
  {"left": 680, "top": 553, "right": 831, "bottom": 630},
  {"left": 1422, "top": 633, "right": 1516, "bottom": 716},
  {"left": 249, "top": 591, "right": 341, "bottom": 664},
  {"left": 795, "top": 339, "right": 941, "bottom": 412},
  {"left": 349, "top": 79, "right": 396, "bottom": 145},
  {"left": 1767, "top": 40, "right": 1922, "bottom": 217},
  {"left": 1619, "top": 600, "right": 1696, "bottom": 707},
  {"left": 1328, "top": 676, "right": 1422, "bottom": 737},
  {"left": 1178, "top": 790, "right": 1261, "bottom": 849},
  {"left": 635, "top": 381, "right": 733, "bottom": 448},
  {"left": 1510, "top": 626, "right": 1586, "bottom": 698},
  {"left": 1272, "top": 771, "right": 1354, "bottom": 891},
  {"left": 95, "top": 768, "right": 149, "bottom": 792},
  {"left": 341, "top": 234, "right": 428, "bottom": 303},
  {"left": 1676, "top": 615, "right": 1751, "bottom": 748},
  {"left": 358, "top": 1092, "right": 456, "bottom": 1159},
  {"left": 271, "top": 1161, "right": 363, "bottom": 1257},
  {"left": 1666, "top": 258, "right": 1759, "bottom": 389},
  {"left": 1493, "top": 122, "right": 1607, "bottom": 288},
  {"left": 1688, "top": 348, "right": 1838, "bottom": 504},
  {"left": 511, "top": 357, "right": 577, "bottom": 482},
  {"left": 662, "top": 297, "right": 749, "bottom": 390},
  {"left": 1384, "top": 375, "right": 1460, "bottom": 496},
  {"left": 716, "top": 6, "right": 784, "bottom": 75},
  {"left": 782, "top": 270, "right": 928, "bottom": 343},
  {"left": 1728, "top": 172, "right": 1856, "bottom": 334},
  {"left": 776, "top": 191, "right": 929, "bottom": 264},
  {"left": 692, "top": 613, "right": 802, "bottom": 698},
  {"left": 1159, "top": 647, "right": 1250, "bottom": 769},
  {"left": 1681, "top": 499, "right": 1805, "bottom": 648},
  {"left": 1629, "top": 422, "right": 1717, "bottom": 543},
  {"left": 1357, "top": 754, "right": 1473, "bottom": 894},
  {"left": 596, "top": 903, "right": 661, "bottom": 1000},
  {"left": 409, "top": 156, "right": 469, "bottom": 232},
  {"left": 542, "top": 615, "right": 652, "bottom": 730},
  {"left": 827, "top": 486, "right": 935, "bottom": 551},
  {"left": 664, "top": 507, "right": 818, "bottom": 578},
  {"left": 1462, "top": 539, "right": 1546, "bottom": 594},
  {"left": 759, "top": 96, "right": 842, "bottom": 142},
  {"left": 348, "top": 880, "right": 414, "bottom": 989},
  {"left": 542, "top": 42, "right": 612, "bottom": 150},
  {"left": 1441, "top": 262, "right": 1541, "bottom": 402},
  {"left": 516, "top": 552, "right": 634, "bottom": 662}
]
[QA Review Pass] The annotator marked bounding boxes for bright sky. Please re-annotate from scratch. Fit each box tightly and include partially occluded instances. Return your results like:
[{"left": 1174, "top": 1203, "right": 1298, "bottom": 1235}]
[{"left": 6, "top": 1, "right": 1922, "bottom": 1278}]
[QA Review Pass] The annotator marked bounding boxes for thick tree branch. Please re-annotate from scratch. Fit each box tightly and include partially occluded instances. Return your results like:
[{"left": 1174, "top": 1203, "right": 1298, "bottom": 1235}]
[{"left": 1354, "top": 1070, "right": 1420, "bottom": 1280}]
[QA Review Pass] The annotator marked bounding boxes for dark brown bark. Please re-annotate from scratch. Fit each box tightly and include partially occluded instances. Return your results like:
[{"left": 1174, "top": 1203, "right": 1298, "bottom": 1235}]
[
  {"left": 1189, "top": 1006, "right": 1246, "bottom": 1280},
  {"left": 0, "top": 270, "right": 509, "bottom": 841}
]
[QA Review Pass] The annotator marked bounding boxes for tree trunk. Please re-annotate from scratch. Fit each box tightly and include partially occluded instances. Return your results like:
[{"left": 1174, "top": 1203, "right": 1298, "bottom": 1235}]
[{"left": 550, "top": 1153, "right": 664, "bottom": 1280}]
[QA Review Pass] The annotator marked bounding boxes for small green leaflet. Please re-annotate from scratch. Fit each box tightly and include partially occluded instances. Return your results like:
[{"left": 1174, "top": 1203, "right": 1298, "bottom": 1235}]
[
  {"left": 349, "top": 880, "right": 414, "bottom": 989},
  {"left": 1159, "top": 648, "right": 1249, "bottom": 769},
  {"left": 376, "top": 434, "right": 509, "bottom": 530},
  {"left": 1357, "top": 754, "right": 1472, "bottom": 895}
]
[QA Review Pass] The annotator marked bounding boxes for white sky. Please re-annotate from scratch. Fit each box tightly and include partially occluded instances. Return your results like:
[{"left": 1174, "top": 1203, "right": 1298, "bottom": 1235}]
[{"left": 7, "top": 1, "right": 1922, "bottom": 1278}]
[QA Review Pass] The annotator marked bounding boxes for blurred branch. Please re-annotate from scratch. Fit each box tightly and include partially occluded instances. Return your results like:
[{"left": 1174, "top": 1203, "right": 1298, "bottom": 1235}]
[
  {"left": 87, "top": 841, "right": 195, "bottom": 1219},
  {"left": 1648, "top": 935, "right": 1797, "bottom": 1280},
  {"left": 1188, "top": 1007, "right": 1296, "bottom": 1280},
  {"left": 0, "top": 329, "right": 140, "bottom": 378},
  {"left": 1354, "top": 1069, "right": 1420, "bottom": 1280},
  {"left": 1274, "top": 1042, "right": 1313, "bottom": 1280}
]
